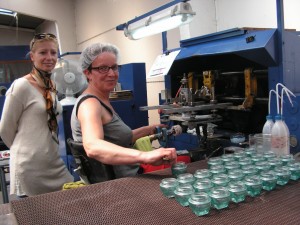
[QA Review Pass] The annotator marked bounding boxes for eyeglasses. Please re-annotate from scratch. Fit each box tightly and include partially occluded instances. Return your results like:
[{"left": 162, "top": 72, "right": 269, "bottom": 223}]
[
  {"left": 31, "top": 33, "right": 57, "bottom": 49},
  {"left": 89, "top": 65, "right": 121, "bottom": 74}
]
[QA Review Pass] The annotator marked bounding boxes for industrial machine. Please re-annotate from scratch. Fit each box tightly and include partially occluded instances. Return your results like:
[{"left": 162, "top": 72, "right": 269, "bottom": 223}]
[
  {"left": 151, "top": 125, "right": 182, "bottom": 147},
  {"left": 141, "top": 26, "right": 300, "bottom": 158}
]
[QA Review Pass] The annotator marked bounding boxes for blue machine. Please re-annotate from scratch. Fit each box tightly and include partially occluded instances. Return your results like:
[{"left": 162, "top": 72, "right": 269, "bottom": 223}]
[
  {"left": 138, "top": 0, "right": 300, "bottom": 157},
  {"left": 0, "top": 45, "right": 31, "bottom": 150},
  {"left": 155, "top": 27, "right": 299, "bottom": 154}
]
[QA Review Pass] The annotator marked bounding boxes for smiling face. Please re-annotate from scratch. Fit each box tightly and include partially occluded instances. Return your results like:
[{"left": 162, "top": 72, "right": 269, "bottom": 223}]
[
  {"left": 30, "top": 40, "right": 58, "bottom": 72},
  {"left": 85, "top": 51, "right": 119, "bottom": 93}
]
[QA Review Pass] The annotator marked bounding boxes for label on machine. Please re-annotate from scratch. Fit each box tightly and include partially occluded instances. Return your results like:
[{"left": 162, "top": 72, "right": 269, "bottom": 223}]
[{"left": 148, "top": 50, "right": 180, "bottom": 78}]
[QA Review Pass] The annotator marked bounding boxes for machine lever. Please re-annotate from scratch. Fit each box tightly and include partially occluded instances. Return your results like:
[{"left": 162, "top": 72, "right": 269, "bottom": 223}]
[{"left": 150, "top": 125, "right": 182, "bottom": 147}]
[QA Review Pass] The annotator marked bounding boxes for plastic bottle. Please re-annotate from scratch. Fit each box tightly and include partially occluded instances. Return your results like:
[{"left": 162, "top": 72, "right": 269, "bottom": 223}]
[
  {"left": 281, "top": 116, "right": 290, "bottom": 152},
  {"left": 262, "top": 115, "right": 274, "bottom": 135},
  {"left": 271, "top": 115, "right": 289, "bottom": 156},
  {"left": 262, "top": 115, "right": 274, "bottom": 152}
]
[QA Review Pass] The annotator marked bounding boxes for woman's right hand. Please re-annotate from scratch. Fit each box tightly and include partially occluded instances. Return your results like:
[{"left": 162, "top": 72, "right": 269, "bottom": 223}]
[{"left": 142, "top": 147, "right": 177, "bottom": 166}]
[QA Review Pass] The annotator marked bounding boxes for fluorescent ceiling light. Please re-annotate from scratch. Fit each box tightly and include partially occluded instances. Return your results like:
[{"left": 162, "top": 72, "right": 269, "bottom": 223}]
[
  {"left": 121, "top": 2, "right": 195, "bottom": 40},
  {"left": 0, "top": 8, "right": 17, "bottom": 17}
]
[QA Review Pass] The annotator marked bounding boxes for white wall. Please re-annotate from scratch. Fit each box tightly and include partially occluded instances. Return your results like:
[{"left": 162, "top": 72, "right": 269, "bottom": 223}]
[
  {"left": 0, "top": 0, "right": 77, "bottom": 53},
  {"left": 214, "top": 0, "right": 300, "bottom": 32},
  {"left": 187, "top": 0, "right": 217, "bottom": 38}
]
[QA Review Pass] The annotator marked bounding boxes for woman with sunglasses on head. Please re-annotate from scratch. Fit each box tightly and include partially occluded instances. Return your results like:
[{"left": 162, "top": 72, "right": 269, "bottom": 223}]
[
  {"left": 0, "top": 33, "right": 73, "bottom": 197},
  {"left": 70, "top": 43, "right": 177, "bottom": 180}
]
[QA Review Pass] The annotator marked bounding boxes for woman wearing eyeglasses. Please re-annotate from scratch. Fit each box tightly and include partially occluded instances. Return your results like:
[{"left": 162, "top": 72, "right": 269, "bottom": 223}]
[
  {"left": 70, "top": 43, "right": 177, "bottom": 180},
  {"left": 0, "top": 33, "right": 73, "bottom": 197}
]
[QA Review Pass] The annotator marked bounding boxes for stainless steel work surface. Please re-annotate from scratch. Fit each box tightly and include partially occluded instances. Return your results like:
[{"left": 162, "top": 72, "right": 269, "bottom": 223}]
[{"left": 10, "top": 160, "right": 300, "bottom": 225}]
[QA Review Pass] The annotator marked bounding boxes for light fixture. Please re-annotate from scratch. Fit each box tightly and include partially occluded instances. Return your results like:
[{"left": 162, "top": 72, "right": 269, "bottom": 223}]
[
  {"left": 0, "top": 8, "right": 17, "bottom": 17},
  {"left": 116, "top": 0, "right": 195, "bottom": 40}
]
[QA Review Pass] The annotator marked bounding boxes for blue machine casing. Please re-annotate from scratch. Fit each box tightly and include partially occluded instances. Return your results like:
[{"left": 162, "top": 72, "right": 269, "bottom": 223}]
[{"left": 162, "top": 28, "right": 300, "bottom": 154}]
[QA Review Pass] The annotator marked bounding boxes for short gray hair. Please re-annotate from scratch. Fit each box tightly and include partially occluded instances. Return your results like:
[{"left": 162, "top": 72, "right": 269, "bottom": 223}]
[{"left": 80, "top": 43, "right": 120, "bottom": 71}]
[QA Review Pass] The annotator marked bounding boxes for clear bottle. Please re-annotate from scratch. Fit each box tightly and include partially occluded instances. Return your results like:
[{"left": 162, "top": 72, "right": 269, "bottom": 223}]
[
  {"left": 262, "top": 115, "right": 274, "bottom": 152},
  {"left": 281, "top": 116, "right": 290, "bottom": 153},
  {"left": 262, "top": 115, "right": 274, "bottom": 135},
  {"left": 271, "top": 115, "right": 289, "bottom": 156}
]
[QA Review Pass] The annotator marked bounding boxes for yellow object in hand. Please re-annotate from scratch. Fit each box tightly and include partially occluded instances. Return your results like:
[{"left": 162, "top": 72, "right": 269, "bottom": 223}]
[{"left": 133, "top": 136, "right": 153, "bottom": 152}]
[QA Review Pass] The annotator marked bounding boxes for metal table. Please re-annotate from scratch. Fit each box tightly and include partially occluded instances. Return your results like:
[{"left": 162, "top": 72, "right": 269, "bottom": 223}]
[{"left": 2, "top": 160, "right": 300, "bottom": 225}]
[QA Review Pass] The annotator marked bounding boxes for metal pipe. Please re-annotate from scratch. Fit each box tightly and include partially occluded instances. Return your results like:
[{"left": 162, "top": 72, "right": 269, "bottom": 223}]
[
  {"left": 220, "top": 97, "right": 268, "bottom": 103},
  {"left": 220, "top": 69, "right": 268, "bottom": 76}
]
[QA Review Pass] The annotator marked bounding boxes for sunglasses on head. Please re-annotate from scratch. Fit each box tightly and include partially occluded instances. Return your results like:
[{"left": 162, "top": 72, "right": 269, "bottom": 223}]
[
  {"left": 31, "top": 33, "right": 57, "bottom": 49},
  {"left": 34, "top": 33, "right": 57, "bottom": 40}
]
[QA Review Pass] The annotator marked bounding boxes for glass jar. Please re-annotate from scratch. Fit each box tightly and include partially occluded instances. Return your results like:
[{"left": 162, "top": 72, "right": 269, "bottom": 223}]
[
  {"left": 233, "top": 151, "right": 247, "bottom": 161},
  {"left": 194, "top": 169, "right": 212, "bottom": 180},
  {"left": 177, "top": 173, "right": 195, "bottom": 185},
  {"left": 260, "top": 171, "right": 277, "bottom": 191},
  {"left": 244, "top": 175, "right": 263, "bottom": 197},
  {"left": 211, "top": 174, "right": 229, "bottom": 187},
  {"left": 238, "top": 157, "right": 252, "bottom": 168},
  {"left": 210, "top": 165, "right": 226, "bottom": 176},
  {"left": 159, "top": 178, "right": 179, "bottom": 198},
  {"left": 207, "top": 157, "right": 223, "bottom": 168},
  {"left": 224, "top": 161, "right": 240, "bottom": 172},
  {"left": 227, "top": 169, "right": 244, "bottom": 182},
  {"left": 268, "top": 158, "right": 283, "bottom": 169},
  {"left": 242, "top": 165, "right": 258, "bottom": 176},
  {"left": 174, "top": 184, "right": 195, "bottom": 207},
  {"left": 193, "top": 178, "right": 213, "bottom": 193},
  {"left": 263, "top": 151, "right": 276, "bottom": 160},
  {"left": 280, "top": 154, "right": 295, "bottom": 166},
  {"left": 255, "top": 161, "right": 271, "bottom": 174},
  {"left": 188, "top": 192, "right": 211, "bottom": 216},
  {"left": 227, "top": 181, "right": 247, "bottom": 203},
  {"left": 244, "top": 147, "right": 256, "bottom": 157},
  {"left": 221, "top": 154, "right": 235, "bottom": 164},
  {"left": 171, "top": 162, "right": 187, "bottom": 177},
  {"left": 273, "top": 166, "right": 291, "bottom": 185},
  {"left": 251, "top": 154, "right": 264, "bottom": 164},
  {"left": 209, "top": 187, "right": 230, "bottom": 209},
  {"left": 286, "top": 162, "right": 300, "bottom": 181}
]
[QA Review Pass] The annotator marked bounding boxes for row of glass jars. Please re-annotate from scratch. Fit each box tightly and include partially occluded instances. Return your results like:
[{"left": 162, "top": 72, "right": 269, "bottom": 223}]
[
  {"left": 161, "top": 153, "right": 300, "bottom": 217},
  {"left": 172, "top": 159, "right": 300, "bottom": 182},
  {"left": 207, "top": 151, "right": 295, "bottom": 169},
  {"left": 160, "top": 168, "right": 299, "bottom": 216}
]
